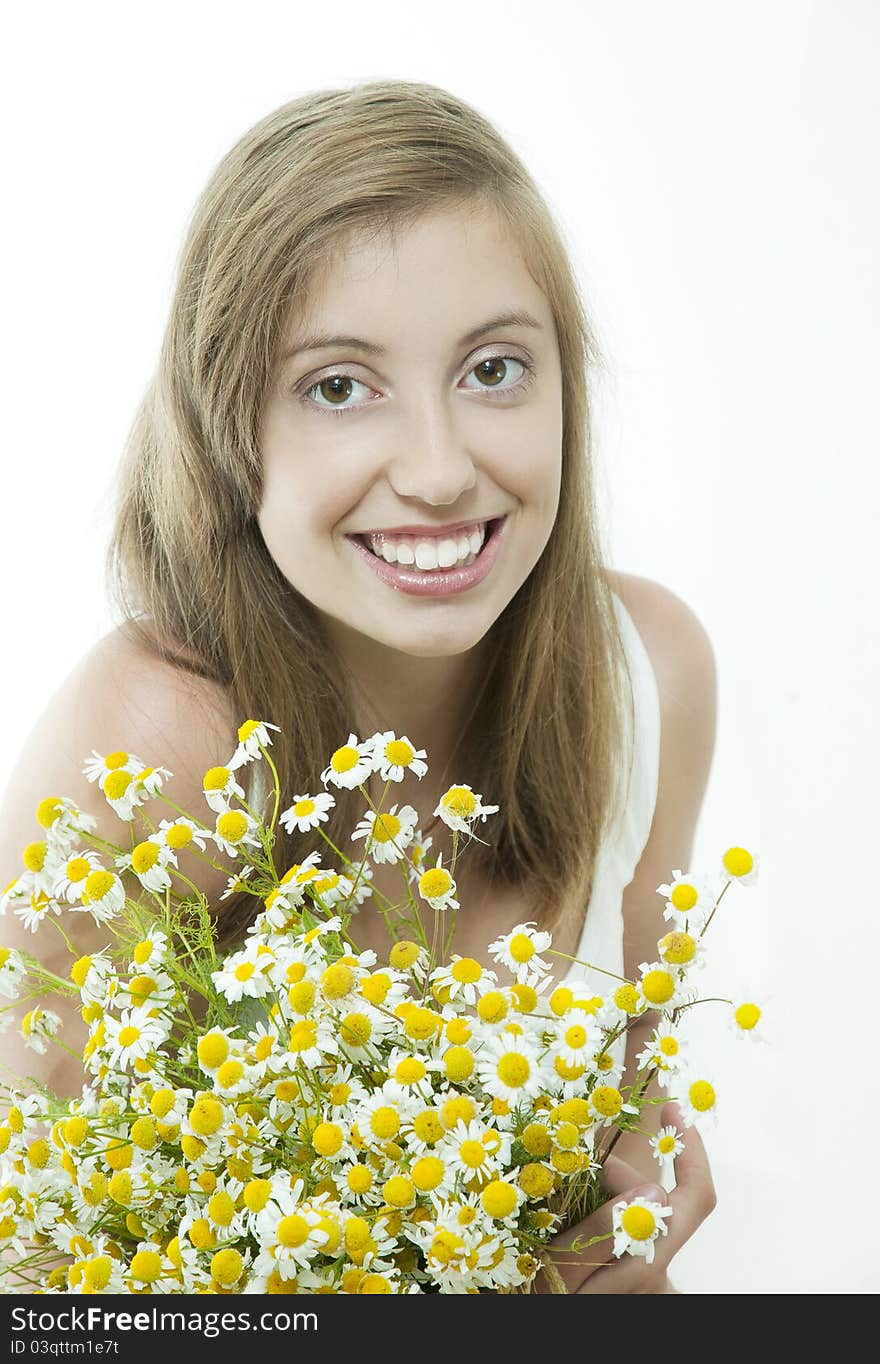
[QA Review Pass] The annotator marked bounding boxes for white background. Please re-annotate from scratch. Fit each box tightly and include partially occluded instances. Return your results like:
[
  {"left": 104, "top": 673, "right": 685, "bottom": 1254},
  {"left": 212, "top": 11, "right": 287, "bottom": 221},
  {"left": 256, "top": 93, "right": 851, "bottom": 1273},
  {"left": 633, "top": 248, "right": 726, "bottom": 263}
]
[{"left": 2, "top": 1, "right": 877, "bottom": 1292}]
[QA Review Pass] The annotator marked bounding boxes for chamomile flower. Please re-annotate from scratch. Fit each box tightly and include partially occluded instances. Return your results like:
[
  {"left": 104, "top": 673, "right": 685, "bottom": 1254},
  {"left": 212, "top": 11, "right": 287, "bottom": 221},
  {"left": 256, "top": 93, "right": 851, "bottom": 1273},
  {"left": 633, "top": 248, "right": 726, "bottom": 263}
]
[
  {"left": 655, "top": 869, "right": 715, "bottom": 931},
  {"left": 476, "top": 1033, "right": 546, "bottom": 1107},
  {"left": 720, "top": 844, "right": 760, "bottom": 887},
  {"left": 436, "top": 1118, "right": 512, "bottom": 1187},
  {"left": 548, "top": 1008, "right": 603, "bottom": 1070},
  {"left": 21, "top": 1005, "right": 61, "bottom": 1054},
  {"left": 366, "top": 731, "right": 429, "bottom": 783},
  {"left": 649, "top": 1124, "right": 686, "bottom": 1170},
  {"left": 636, "top": 961, "right": 697, "bottom": 1013},
  {"left": 211, "top": 948, "right": 272, "bottom": 1004},
  {"left": 0, "top": 946, "right": 27, "bottom": 999},
  {"left": 154, "top": 817, "right": 210, "bottom": 855},
  {"left": 228, "top": 720, "right": 282, "bottom": 771},
  {"left": 53, "top": 849, "right": 105, "bottom": 904},
  {"left": 73, "top": 867, "right": 126, "bottom": 924},
  {"left": 276, "top": 1013, "right": 341, "bottom": 1070},
  {"left": 417, "top": 853, "right": 460, "bottom": 912},
  {"left": 219, "top": 865, "right": 255, "bottom": 901},
  {"left": 13, "top": 888, "right": 61, "bottom": 933},
  {"left": 488, "top": 922, "right": 553, "bottom": 979},
  {"left": 103, "top": 1009, "right": 168, "bottom": 1072},
  {"left": 69, "top": 952, "right": 115, "bottom": 1007},
  {"left": 254, "top": 1181, "right": 329, "bottom": 1274},
  {"left": 430, "top": 955, "right": 498, "bottom": 1007},
  {"left": 321, "top": 733, "right": 376, "bottom": 791},
  {"left": 129, "top": 764, "right": 173, "bottom": 799},
  {"left": 201, "top": 764, "right": 247, "bottom": 815},
  {"left": 433, "top": 783, "right": 499, "bottom": 837},
  {"left": 635, "top": 1021, "right": 688, "bottom": 1087},
  {"left": 128, "top": 928, "right": 169, "bottom": 973},
  {"left": 674, "top": 1073, "right": 720, "bottom": 1128},
  {"left": 728, "top": 992, "right": 770, "bottom": 1044},
  {"left": 17, "top": 837, "right": 66, "bottom": 900},
  {"left": 612, "top": 1195, "right": 673, "bottom": 1264},
  {"left": 116, "top": 838, "right": 177, "bottom": 894},
  {"left": 279, "top": 791, "right": 336, "bottom": 835},
  {"left": 33, "top": 794, "right": 96, "bottom": 846},
  {"left": 211, "top": 808, "right": 263, "bottom": 858},
  {"left": 351, "top": 803, "right": 419, "bottom": 865}
]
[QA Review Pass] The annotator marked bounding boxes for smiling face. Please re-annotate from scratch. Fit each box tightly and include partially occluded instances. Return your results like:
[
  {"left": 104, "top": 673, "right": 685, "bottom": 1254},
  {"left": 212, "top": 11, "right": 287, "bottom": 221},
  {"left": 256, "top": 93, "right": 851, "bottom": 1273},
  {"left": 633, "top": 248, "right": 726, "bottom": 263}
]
[{"left": 257, "top": 201, "right": 563, "bottom": 663}]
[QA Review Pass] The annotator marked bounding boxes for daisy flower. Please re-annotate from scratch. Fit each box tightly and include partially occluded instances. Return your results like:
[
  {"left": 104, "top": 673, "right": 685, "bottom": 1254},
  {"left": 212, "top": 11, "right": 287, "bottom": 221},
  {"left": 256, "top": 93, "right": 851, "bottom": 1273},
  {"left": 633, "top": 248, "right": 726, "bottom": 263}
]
[
  {"left": 279, "top": 790, "right": 336, "bottom": 835},
  {"left": 720, "top": 844, "right": 760, "bottom": 888},
  {"left": 211, "top": 948, "right": 273, "bottom": 1004},
  {"left": 475, "top": 1032, "right": 547, "bottom": 1107},
  {"left": 436, "top": 1118, "right": 513, "bottom": 1188},
  {"left": 635, "top": 961, "right": 697, "bottom": 1013},
  {"left": 433, "top": 783, "right": 499, "bottom": 837},
  {"left": 635, "top": 1021, "right": 689, "bottom": 1088},
  {"left": 728, "top": 992, "right": 770, "bottom": 1044},
  {"left": 154, "top": 817, "right": 210, "bottom": 855},
  {"left": 73, "top": 866, "right": 126, "bottom": 924},
  {"left": 430, "top": 955, "right": 498, "bottom": 1007},
  {"left": 548, "top": 1008, "right": 603, "bottom": 1070},
  {"left": 201, "top": 764, "right": 247, "bottom": 815},
  {"left": 488, "top": 922, "right": 553, "bottom": 979},
  {"left": 612, "top": 1195, "right": 673, "bottom": 1265},
  {"left": 320, "top": 733, "right": 376, "bottom": 791},
  {"left": 417, "top": 852, "right": 460, "bottom": 912},
  {"left": 12, "top": 888, "right": 61, "bottom": 934},
  {"left": 128, "top": 928, "right": 169, "bottom": 973},
  {"left": 366, "top": 731, "right": 429, "bottom": 783},
  {"left": 649, "top": 1123, "right": 686, "bottom": 1171},
  {"left": 70, "top": 951, "right": 115, "bottom": 1007},
  {"left": 275, "top": 1014, "right": 341, "bottom": 1070},
  {"left": 219, "top": 864, "right": 255, "bottom": 901},
  {"left": 53, "top": 849, "right": 105, "bottom": 904},
  {"left": 253, "top": 1181, "right": 330, "bottom": 1275},
  {"left": 129, "top": 763, "right": 173, "bottom": 799},
  {"left": 20, "top": 1005, "right": 61, "bottom": 1054},
  {"left": 116, "top": 838, "right": 178, "bottom": 894},
  {"left": 227, "top": 719, "right": 282, "bottom": 771},
  {"left": 33, "top": 794, "right": 96, "bottom": 846},
  {"left": 0, "top": 946, "right": 26, "bottom": 1000},
  {"left": 18, "top": 838, "right": 66, "bottom": 900},
  {"left": 673, "top": 1073, "right": 720, "bottom": 1128},
  {"left": 351, "top": 803, "right": 419, "bottom": 865},
  {"left": 211, "top": 808, "right": 263, "bottom": 858},
  {"left": 655, "top": 869, "right": 715, "bottom": 932},
  {"left": 103, "top": 1008, "right": 168, "bottom": 1072}
]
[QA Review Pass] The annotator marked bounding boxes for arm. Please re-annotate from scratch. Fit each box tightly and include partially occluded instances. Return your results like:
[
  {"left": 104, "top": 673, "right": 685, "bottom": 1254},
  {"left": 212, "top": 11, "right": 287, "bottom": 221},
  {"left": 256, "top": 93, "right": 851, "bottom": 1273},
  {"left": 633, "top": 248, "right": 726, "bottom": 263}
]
[
  {"left": 0, "top": 628, "right": 241, "bottom": 1102},
  {"left": 540, "top": 573, "right": 718, "bottom": 1293}
]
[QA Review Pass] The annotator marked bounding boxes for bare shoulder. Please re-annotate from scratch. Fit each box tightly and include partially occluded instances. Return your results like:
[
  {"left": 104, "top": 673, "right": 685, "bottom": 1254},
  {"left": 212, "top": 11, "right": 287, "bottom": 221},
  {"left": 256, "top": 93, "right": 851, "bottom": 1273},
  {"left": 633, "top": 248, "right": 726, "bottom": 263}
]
[
  {"left": 0, "top": 624, "right": 240, "bottom": 913},
  {"left": 604, "top": 570, "right": 718, "bottom": 978},
  {"left": 605, "top": 568, "right": 717, "bottom": 688}
]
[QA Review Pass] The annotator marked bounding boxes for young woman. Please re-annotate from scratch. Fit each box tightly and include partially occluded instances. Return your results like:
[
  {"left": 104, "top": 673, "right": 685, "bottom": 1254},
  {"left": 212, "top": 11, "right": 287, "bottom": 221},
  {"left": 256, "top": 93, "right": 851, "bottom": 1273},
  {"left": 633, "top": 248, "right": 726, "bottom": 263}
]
[{"left": 0, "top": 79, "right": 717, "bottom": 1292}]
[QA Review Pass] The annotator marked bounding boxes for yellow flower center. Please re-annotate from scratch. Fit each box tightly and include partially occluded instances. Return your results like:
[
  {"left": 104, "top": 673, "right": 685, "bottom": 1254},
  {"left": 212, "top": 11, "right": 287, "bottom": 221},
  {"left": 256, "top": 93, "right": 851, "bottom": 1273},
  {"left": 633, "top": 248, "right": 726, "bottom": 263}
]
[
  {"left": 641, "top": 969, "right": 675, "bottom": 1005},
  {"left": 722, "top": 847, "right": 754, "bottom": 877},
  {"left": 689, "top": 1080, "right": 716, "bottom": 1111},
  {"left": 735, "top": 1002, "right": 761, "bottom": 1030},
  {"left": 496, "top": 1053, "right": 530, "bottom": 1087},
  {"left": 621, "top": 1205, "right": 657, "bottom": 1240},
  {"left": 509, "top": 933, "right": 535, "bottom": 963}
]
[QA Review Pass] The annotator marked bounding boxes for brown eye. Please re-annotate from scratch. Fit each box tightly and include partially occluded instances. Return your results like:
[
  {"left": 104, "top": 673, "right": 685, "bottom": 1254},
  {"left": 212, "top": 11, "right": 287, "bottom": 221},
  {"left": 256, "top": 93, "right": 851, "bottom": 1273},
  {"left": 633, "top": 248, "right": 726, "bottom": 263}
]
[
  {"left": 317, "top": 376, "right": 354, "bottom": 405},
  {"left": 473, "top": 358, "right": 509, "bottom": 387}
]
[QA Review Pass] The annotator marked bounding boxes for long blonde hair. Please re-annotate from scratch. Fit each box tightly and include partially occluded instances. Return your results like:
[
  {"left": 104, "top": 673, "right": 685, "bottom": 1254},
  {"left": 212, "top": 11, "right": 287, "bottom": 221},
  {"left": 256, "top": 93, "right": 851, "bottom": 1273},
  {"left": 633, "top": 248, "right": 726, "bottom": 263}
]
[{"left": 106, "top": 78, "right": 635, "bottom": 946}]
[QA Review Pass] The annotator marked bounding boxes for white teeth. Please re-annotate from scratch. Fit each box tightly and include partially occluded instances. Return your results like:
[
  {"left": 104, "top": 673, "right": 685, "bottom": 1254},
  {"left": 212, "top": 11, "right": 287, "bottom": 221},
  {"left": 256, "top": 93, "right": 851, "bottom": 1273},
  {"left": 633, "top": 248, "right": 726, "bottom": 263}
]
[{"left": 364, "top": 521, "right": 488, "bottom": 570}]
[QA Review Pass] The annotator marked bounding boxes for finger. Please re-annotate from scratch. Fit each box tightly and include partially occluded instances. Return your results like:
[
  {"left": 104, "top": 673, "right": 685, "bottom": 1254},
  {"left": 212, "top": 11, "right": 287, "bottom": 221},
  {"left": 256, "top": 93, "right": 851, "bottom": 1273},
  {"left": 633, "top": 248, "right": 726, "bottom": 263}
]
[
  {"left": 542, "top": 1164, "right": 668, "bottom": 1294},
  {"left": 661, "top": 1101, "right": 717, "bottom": 1254}
]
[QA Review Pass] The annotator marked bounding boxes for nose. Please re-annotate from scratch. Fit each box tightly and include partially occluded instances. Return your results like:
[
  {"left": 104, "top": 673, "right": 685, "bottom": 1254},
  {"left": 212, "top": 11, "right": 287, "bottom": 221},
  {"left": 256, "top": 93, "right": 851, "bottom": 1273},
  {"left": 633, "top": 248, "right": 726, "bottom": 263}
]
[{"left": 384, "top": 394, "right": 478, "bottom": 507}]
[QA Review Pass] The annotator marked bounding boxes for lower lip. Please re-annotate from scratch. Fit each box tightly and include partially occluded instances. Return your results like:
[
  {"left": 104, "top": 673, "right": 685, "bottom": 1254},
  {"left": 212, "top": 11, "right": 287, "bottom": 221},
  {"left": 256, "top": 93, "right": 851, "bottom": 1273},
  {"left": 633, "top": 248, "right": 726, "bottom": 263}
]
[{"left": 345, "top": 517, "right": 508, "bottom": 597}]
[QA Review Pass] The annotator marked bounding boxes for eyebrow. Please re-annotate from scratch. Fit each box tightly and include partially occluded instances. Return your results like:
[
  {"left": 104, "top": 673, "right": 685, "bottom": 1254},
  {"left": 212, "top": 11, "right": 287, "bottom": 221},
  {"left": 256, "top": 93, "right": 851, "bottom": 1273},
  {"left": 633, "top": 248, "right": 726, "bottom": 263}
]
[{"left": 279, "top": 308, "right": 545, "bottom": 362}]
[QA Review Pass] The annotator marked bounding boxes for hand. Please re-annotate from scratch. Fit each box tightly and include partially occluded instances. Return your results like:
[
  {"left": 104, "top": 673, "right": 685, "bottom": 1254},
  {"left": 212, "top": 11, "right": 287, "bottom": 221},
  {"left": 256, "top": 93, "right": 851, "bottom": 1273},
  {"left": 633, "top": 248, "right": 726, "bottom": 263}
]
[{"left": 536, "top": 1101, "right": 716, "bottom": 1294}]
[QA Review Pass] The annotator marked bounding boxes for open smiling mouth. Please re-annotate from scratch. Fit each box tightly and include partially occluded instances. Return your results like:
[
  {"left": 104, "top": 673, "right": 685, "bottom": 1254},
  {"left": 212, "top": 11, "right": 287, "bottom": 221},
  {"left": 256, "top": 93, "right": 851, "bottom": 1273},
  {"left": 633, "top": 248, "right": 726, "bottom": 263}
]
[{"left": 344, "top": 516, "right": 508, "bottom": 597}]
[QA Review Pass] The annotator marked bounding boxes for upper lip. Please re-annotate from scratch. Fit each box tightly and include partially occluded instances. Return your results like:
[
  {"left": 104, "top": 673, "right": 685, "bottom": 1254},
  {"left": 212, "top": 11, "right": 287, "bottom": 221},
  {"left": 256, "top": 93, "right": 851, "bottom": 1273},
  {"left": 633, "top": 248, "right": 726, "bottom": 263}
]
[{"left": 349, "top": 516, "right": 503, "bottom": 538}]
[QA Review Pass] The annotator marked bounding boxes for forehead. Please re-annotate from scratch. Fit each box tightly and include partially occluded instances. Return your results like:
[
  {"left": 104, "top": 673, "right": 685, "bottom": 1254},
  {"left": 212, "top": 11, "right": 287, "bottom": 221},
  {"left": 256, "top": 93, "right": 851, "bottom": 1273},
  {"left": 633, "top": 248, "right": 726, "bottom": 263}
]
[{"left": 288, "top": 204, "right": 550, "bottom": 352}]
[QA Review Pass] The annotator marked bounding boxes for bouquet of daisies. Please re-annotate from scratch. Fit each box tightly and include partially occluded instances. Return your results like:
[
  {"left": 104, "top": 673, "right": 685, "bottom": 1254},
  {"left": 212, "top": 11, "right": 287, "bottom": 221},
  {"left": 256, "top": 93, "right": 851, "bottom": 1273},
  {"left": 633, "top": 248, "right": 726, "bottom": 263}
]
[{"left": 0, "top": 721, "right": 762, "bottom": 1294}]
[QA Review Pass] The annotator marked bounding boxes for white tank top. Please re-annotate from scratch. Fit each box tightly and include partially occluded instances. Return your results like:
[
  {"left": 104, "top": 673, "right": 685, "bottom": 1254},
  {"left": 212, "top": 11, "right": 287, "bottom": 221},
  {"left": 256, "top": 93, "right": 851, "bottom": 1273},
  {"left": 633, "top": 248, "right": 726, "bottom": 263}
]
[{"left": 562, "top": 591, "right": 662, "bottom": 997}]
